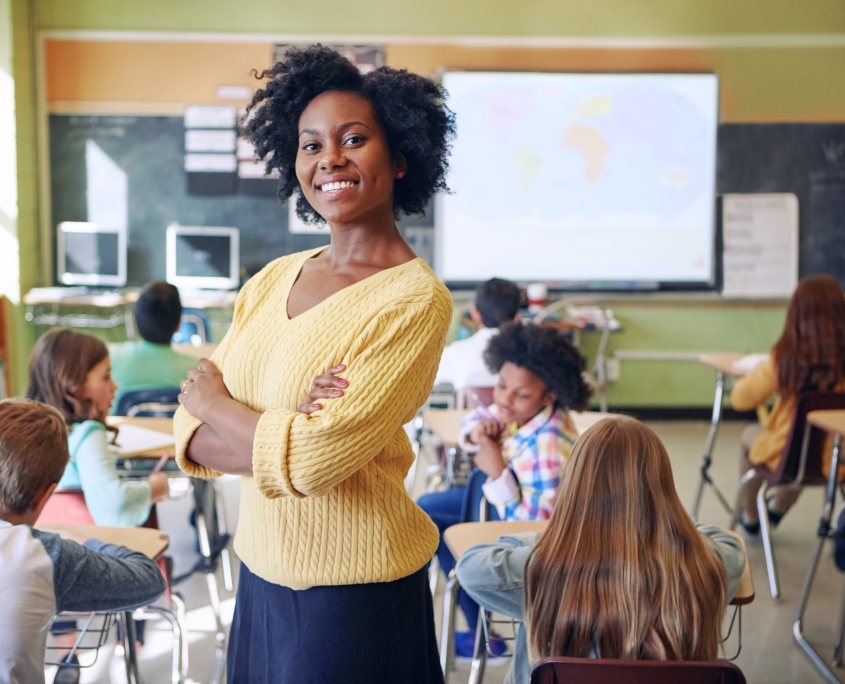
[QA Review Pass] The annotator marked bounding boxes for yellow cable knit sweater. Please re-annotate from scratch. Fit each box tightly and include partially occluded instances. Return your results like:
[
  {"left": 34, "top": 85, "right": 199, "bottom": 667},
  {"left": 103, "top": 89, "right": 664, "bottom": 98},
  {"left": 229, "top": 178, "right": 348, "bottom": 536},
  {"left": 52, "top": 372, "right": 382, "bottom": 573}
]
[{"left": 173, "top": 247, "right": 452, "bottom": 587}]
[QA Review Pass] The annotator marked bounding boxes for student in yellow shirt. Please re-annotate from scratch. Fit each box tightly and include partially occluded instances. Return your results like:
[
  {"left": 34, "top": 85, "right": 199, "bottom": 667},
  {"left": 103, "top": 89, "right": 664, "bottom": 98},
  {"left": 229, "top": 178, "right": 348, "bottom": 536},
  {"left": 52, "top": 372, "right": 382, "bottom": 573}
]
[
  {"left": 732, "top": 274, "right": 845, "bottom": 535},
  {"left": 172, "top": 46, "right": 455, "bottom": 683}
]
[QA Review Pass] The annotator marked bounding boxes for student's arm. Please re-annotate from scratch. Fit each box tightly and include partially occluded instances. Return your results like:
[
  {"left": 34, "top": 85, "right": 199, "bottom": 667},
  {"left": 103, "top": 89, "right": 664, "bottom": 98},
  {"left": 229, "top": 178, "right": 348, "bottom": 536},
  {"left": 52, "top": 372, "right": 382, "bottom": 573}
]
[
  {"left": 31, "top": 529, "right": 165, "bottom": 613},
  {"left": 731, "top": 357, "right": 778, "bottom": 412},
  {"left": 180, "top": 299, "right": 451, "bottom": 497},
  {"left": 697, "top": 524, "right": 747, "bottom": 603},
  {"left": 456, "top": 532, "right": 539, "bottom": 620},
  {"left": 74, "top": 425, "right": 153, "bottom": 527}
]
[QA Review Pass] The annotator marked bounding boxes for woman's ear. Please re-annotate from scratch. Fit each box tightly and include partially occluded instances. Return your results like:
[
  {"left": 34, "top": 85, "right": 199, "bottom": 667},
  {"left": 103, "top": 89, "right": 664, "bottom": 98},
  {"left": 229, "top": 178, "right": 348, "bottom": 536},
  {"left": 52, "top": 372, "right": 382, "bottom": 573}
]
[{"left": 395, "top": 153, "right": 408, "bottom": 179}]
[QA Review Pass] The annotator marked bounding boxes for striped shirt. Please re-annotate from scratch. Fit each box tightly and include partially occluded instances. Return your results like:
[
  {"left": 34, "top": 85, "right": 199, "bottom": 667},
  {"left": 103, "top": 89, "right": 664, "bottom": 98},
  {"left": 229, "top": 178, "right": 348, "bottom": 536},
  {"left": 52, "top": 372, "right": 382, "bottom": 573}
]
[{"left": 459, "top": 405, "right": 578, "bottom": 520}]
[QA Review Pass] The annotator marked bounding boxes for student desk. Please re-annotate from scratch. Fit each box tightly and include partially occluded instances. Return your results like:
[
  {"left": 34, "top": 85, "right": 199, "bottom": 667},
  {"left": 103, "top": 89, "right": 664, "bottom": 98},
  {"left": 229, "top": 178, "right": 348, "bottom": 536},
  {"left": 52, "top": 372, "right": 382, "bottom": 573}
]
[
  {"left": 441, "top": 521, "right": 753, "bottom": 679},
  {"left": 36, "top": 525, "right": 175, "bottom": 684},
  {"left": 692, "top": 353, "right": 759, "bottom": 521},
  {"left": 793, "top": 409, "right": 845, "bottom": 683}
]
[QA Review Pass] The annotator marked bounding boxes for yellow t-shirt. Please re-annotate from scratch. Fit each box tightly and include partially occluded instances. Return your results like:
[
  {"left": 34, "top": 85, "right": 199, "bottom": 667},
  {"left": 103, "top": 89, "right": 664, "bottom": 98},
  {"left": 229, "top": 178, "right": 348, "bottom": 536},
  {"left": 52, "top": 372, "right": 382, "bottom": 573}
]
[{"left": 174, "top": 248, "right": 452, "bottom": 587}]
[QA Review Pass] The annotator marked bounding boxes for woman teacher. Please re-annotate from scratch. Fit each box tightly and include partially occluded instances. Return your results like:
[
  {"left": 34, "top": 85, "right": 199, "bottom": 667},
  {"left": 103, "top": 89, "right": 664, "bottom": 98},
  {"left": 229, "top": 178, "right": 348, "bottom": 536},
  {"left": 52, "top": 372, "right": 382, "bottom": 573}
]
[{"left": 173, "top": 46, "right": 455, "bottom": 682}]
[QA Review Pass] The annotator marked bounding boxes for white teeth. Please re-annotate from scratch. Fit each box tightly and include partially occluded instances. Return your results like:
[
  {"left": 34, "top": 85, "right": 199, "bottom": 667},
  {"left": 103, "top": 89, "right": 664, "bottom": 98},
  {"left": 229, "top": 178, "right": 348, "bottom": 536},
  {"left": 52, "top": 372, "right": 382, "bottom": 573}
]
[{"left": 320, "top": 180, "right": 355, "bottom": 191}]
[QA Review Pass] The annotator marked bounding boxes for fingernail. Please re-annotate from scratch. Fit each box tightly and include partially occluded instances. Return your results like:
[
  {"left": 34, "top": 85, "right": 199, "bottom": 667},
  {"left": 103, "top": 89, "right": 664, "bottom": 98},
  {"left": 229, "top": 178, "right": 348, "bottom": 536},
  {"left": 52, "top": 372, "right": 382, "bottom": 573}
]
[
  {"left": 337, "top": 379, "right": 347, "bottom": 387},
  {"left": 335, "top": 364, "right": 346, "bottom": 370},
  {"left": 313, "top": 403, "right": 321, "bottom": 409},
  {"left": 332, "top": 389, "right": 342, "bottom": 395}
]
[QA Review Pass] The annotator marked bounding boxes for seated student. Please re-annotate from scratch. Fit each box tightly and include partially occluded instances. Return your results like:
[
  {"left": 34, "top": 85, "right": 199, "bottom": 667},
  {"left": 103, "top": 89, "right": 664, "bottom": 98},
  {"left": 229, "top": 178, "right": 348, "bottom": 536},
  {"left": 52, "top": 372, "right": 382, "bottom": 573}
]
[
  {"left": 0, "top": 398, "right": 165, "bottom": 684},
  {"left": 434, "top": 277, "right": 521, "bottom": 391},
  {"left": 27, "top": 328, "right": 169, "bottom": 527},
  {"left": 456, "top": 417, "right": 746, "bottom": 684},
  {"left": 732, "top": 274, "right": 845, "bottom": 536},
  {"left": 110, "top": 281, "right": 199, "bottom": 413},
  {"left": 418, "top": 322, "right": 590, "bottom": 656}
]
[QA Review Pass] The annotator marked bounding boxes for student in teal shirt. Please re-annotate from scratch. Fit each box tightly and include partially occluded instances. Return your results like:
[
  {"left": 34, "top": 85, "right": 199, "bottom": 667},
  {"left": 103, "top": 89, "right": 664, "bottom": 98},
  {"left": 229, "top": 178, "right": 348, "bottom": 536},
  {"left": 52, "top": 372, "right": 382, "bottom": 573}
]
[{"left": 110, "top": 281, "right": 199, "bottom": 414}]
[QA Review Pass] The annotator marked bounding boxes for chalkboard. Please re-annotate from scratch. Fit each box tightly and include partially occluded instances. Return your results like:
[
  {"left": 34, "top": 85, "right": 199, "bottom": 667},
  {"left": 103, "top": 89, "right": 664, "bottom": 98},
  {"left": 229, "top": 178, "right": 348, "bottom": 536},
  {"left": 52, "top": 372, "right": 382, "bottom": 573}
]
[{"left": 718, "top": 124, "right": 845, "bottom": 285}]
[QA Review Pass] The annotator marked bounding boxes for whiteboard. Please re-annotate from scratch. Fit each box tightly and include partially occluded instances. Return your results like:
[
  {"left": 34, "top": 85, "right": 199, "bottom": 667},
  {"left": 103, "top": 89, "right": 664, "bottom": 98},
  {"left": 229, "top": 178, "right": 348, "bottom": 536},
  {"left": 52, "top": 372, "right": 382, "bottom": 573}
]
[
  {"left": 721, "top": 193, "right": 798, "bottom": 298},
  {"left": 436, "top": 71, "right": 719, "bottom": 287}
]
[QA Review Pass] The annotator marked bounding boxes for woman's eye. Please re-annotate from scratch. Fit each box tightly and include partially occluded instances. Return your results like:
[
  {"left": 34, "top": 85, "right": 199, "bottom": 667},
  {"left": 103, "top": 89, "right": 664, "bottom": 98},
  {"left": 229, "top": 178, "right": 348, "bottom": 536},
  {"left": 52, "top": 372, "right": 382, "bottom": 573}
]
[
  {"left": 344, "top": 135, "right": 365, "bottom": 146},
  {"left": 301, "top": 142, "right": 320, "bottom": 152}
]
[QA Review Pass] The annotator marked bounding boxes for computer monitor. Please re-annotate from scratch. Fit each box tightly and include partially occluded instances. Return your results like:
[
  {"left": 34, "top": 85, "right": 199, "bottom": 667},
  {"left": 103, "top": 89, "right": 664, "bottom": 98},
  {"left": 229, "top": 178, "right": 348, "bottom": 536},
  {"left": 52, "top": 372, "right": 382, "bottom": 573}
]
[
  {"left": 57, "top": 221, "right": 127, "bottom": 286},
  {"left": 165, "top": 224, "right": 240, "bottom": 290}
]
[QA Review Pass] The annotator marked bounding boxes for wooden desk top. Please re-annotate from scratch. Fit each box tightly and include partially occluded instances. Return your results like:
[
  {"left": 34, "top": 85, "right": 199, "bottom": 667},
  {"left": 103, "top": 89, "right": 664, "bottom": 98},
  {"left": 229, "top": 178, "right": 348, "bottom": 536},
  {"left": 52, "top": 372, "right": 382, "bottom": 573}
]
[
  {"left": 697, "top": 353, "right": 746, "bottom": 376},
  {"left": 107, "top": 416, "right": 174, "bottom": 459},
  {"left": 444, "top": 521, "right": 754, "bottom": 606},
  {"left": 422, "top": 409, "right": 614, "bottom": 448},
  {"left": 173, "top": 343, "right": 218, "bottom": 359},
  {"left": 807, "top": 410, "right": 845, "bottom": 438},
  {"left": 36, "top": 525, "right": 169, "bottom": 560}
]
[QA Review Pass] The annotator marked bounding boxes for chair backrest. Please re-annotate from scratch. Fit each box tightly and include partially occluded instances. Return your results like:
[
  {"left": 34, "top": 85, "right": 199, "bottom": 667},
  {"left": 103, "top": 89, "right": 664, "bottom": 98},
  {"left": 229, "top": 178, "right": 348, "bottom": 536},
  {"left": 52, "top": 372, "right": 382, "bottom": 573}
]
[
  {"left": 456, "top": 386, "right": 496, "bottom": 410},
  {"left": 461, "top": 468, "right": 500, "bottom": 523},
  {"left": 37, "top": 490, "right": 96, "bottom": 525},
  {"left": 767, "top": 391, "right": 845, "bottom": 487},
  {"left": 172, "top": 308, "right": 210, "bottom": 345},
  {"left": 530, "top": 656, "right": 746, "bottom": 684},
  {"left": 116, "top": 388, "right": 182, "bottom": 418}
]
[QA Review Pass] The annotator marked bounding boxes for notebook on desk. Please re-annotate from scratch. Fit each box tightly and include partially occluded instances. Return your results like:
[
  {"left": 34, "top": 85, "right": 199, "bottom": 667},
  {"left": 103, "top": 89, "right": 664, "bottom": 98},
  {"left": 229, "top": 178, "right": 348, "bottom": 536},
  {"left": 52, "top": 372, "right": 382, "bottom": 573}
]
[{"left": 111, "top": 424, "right": 175, "bottom": 457}]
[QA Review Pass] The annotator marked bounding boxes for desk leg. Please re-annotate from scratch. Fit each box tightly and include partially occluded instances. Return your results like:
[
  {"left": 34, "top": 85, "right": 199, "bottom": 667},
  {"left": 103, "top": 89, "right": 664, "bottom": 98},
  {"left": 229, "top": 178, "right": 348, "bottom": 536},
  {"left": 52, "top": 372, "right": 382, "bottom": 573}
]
[
  {"left": 440, "top": 570, "right": 460, "bottom": 677},
  {"left": 793, "top": 435, "right": 842, "bottom": 684},
  {"left": 691, "top": 371, "right": 733, "bottom": 521},
  {"left": 121, "top": 612, "right": 142, "bottom": 684}
]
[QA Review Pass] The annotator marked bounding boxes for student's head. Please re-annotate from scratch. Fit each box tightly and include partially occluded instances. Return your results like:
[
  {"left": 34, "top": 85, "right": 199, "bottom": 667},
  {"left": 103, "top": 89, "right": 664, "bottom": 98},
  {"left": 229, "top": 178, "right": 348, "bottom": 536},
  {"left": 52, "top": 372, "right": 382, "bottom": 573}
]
[
  {"left": 525, "top": 417, "right": 728, "bottom": 662},
  {"left": 773, "top": 274, "right": 845, "bottom": 399},
  {"left": 483, "top": 322, "right": 591, "bottom": 424},
  {"left": 0, "top": 398, "right": 69, "bottom": 519},
  {"left": 472, "top": 278, "right": 521, "bottom": 329},
  {"left": 136, "top": 281, "right": 183, "bottom": 344},
  {"left": 243, "top": 45, "right": 456, "bottom": 226},
  {"left": 26, "top": 329, "right": 117, "bottom": 424}
]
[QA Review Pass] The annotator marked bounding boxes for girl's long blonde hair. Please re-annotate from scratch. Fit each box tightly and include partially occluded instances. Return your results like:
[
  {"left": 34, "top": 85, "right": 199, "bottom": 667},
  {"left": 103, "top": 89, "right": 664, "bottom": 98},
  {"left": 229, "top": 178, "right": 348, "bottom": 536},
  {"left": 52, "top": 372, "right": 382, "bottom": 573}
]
[{"left": 525, "top": 417, "right": 727, "bottom": 662}]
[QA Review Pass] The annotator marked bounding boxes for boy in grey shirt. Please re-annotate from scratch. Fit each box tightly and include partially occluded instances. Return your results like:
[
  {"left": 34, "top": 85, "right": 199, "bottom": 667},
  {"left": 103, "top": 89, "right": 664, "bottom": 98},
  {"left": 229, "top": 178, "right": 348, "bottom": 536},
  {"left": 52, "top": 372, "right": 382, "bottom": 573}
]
[{"left": 0, "top": 398, "right": 166, "bottom": 684}]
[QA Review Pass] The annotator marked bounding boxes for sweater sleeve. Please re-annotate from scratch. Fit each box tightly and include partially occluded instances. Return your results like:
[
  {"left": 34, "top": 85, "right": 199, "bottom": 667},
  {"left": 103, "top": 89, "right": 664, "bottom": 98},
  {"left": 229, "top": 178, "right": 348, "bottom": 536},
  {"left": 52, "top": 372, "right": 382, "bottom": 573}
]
[
  {"left": 75, "top": 425, "right": 153, "bottom": 527},
  {"left": 731, "top": 356, "right": 778, "bottom": 412},
  {"left": 252, "top": 298, "right": 450, "bottom": 499},
  {"left": 173, "top": 276, "right": 256, "bottom": 478}
]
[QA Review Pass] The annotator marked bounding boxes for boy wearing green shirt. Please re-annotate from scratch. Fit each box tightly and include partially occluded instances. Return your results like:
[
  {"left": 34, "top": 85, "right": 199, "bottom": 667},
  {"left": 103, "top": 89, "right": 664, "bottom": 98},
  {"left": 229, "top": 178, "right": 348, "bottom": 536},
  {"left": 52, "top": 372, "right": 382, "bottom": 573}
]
[{"left": 110, "top": 282, "right": 199, "bottom": 414}]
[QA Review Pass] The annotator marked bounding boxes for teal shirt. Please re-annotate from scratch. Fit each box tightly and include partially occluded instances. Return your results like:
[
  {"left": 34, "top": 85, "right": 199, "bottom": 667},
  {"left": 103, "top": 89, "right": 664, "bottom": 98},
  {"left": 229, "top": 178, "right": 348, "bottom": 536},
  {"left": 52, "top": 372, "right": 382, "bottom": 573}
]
[
  {"left": 58, "top": 421, "right": 153, "bottom": 527},
  {"left": 110, "top": 341, "right": 198, "bottom": 414}
]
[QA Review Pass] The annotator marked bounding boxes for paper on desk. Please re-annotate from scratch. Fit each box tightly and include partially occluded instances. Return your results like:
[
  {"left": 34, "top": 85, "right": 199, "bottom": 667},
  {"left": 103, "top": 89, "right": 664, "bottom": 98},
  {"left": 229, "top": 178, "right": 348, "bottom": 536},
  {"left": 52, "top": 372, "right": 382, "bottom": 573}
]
[
  {"left": 112, "top": 424, "right": 175, "bottom": 457},
  {"left": 732, "top": 354, "right": 769, "bottom": 373}
]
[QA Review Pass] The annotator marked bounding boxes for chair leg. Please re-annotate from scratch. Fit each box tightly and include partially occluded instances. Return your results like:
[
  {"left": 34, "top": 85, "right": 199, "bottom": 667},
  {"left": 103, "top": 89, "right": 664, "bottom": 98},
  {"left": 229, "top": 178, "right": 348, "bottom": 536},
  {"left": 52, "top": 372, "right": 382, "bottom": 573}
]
[
  {"left": 120, "top": 611, "right": 143, "bottom": 684},
  {"left": 210, "top": 480, "right": 234, "bottom": 592},
  {"left": 440, "top": 570, "right": 460, "bottom": 677},
  {"left": 170, "top": 592, "right": 189, "bottom": 678},
  {"left": 832, "top": 571, "right": 845, "bottom": 667},
  {"left": 467, "top": 607, "right": 487, "bottom": 684},
  {"left": 144, "top": 606, "right": 184, "bottom": 684},
  {"left": 793, "top": 434, "right": 842, "bottom": 684},
  {"left": 757, "top": 482, "right": 782, "bottom": 601},
  {"left": 429, "top": 555, "right": 440, "bottom": 596}
]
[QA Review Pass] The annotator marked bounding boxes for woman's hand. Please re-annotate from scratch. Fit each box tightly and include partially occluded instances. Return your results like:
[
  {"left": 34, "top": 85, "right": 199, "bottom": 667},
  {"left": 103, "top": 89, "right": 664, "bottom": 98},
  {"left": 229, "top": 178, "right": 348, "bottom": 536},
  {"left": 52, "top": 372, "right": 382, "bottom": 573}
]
[
  {"left": 473, "top": 435, "right": 507, "bottom": 480},
  {"left": 178, "top": 358, "right": 233, "bottom": 424},
  {"left": 297, "top": 364, "right": 347, "bottom": 415}
]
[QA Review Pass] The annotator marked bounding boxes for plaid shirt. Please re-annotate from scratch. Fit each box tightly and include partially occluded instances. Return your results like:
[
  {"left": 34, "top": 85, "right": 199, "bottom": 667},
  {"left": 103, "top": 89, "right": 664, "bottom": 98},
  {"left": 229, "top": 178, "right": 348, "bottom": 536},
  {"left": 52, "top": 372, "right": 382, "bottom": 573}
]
[{"left": 459, "top": 405, "right": 578, "bottom": 521}]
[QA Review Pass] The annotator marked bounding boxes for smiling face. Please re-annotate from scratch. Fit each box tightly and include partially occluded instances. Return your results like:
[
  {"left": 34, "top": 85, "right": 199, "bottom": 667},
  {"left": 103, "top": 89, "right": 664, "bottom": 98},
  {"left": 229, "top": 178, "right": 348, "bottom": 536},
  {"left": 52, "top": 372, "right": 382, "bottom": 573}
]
[
  {"left": 81, "top": 356, "right": 117, "bottom": 418},
  {"left": 296, "top": 90, "right": 403, "bottom": 226},
  {"left": 493, "top": 361, "right": 556, "bottom": 427}
]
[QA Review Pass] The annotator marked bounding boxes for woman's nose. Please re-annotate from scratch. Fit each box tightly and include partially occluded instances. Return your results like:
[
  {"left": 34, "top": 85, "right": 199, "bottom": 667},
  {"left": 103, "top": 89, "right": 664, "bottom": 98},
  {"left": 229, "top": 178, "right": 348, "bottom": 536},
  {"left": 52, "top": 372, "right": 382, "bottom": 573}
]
[{"left": 319, "top": 142, "right": 347, "bottom": 169}]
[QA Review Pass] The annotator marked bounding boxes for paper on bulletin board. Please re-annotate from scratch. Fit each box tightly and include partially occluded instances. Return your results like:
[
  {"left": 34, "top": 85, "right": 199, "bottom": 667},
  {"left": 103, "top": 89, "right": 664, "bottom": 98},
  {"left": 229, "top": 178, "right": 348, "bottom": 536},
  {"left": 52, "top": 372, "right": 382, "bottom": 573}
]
[{"left": 721, "top": 193, "right": 799, "bottom": 298}]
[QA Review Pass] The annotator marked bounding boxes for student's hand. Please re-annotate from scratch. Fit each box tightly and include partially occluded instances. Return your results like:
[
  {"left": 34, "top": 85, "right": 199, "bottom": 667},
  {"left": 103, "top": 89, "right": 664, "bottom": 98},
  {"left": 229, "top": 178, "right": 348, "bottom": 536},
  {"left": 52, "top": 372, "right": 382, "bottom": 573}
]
[
  {"left": 469, "top": 420, "right": 503, "bottom": 445},
  {"left": 297, "top": 365, "right": 347, "bottom": 415},
  {"left": 473, "top": 435, "right": 506, "bottom": 479},
  {"left": 147, "top": 472, "right": 170, "bottom": 502},
  {"left": 179, "top": 358, "right": 233, "bottom": 423}
]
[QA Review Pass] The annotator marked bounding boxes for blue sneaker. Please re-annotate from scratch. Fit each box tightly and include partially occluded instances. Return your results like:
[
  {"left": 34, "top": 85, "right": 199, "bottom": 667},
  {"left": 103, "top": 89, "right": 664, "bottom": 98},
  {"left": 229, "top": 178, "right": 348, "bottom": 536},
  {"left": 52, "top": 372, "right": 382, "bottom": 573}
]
[{"left": 454, "top": 630, "right": 508, "bottom": 660}]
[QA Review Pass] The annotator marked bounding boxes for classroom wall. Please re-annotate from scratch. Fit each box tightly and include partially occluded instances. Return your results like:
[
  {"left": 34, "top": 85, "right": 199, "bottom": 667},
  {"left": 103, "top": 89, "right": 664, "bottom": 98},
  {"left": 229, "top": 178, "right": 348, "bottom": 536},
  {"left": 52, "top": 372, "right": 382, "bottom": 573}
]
[{"left": 9, "top": 0, "right": 845, "bottom": 398}]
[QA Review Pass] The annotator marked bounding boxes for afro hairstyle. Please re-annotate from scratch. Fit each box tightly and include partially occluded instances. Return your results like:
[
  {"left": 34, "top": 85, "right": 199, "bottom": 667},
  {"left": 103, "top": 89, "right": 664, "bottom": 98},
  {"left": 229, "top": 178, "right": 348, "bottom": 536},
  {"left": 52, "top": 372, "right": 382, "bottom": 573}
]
[
  {"left": 242, "top": 45, "right": 456, "bottom": 223},
  {"left": 484, "top": 322, "right": 592, "bottom": 412}
]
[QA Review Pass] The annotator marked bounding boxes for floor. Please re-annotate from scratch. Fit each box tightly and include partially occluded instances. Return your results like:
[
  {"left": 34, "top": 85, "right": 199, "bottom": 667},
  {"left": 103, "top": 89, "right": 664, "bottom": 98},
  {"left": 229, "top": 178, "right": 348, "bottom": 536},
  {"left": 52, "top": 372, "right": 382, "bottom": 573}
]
[{"left": 55, "top": 419, "right": 845, "bottom": 683}]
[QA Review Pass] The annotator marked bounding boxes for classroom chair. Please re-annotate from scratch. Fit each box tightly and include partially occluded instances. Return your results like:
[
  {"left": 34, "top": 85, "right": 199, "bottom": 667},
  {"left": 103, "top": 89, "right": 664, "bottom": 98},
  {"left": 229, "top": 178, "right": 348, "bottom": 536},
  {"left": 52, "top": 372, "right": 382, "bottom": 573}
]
[
  {"left": 730, "top": 391, "right": 845, "bottom": 601},
  {"left": 172, "top": 309, "right": 211, "bottom": 345},
  {"left": 530, "top": 657, "right": 746, "bottom": 684},
  {"left": 116, "top": 388, "right": 182, "bottom": 418},
  {"left": 440, "top": 468, "right": 500, "bottom": 678}
]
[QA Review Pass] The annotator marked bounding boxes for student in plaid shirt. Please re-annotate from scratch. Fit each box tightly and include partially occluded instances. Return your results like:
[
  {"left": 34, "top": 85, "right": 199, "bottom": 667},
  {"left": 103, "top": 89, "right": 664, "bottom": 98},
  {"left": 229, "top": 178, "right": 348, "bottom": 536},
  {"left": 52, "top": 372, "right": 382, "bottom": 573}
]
[{"left": 418, "top": 322, "right": 591, "bottom": 657}]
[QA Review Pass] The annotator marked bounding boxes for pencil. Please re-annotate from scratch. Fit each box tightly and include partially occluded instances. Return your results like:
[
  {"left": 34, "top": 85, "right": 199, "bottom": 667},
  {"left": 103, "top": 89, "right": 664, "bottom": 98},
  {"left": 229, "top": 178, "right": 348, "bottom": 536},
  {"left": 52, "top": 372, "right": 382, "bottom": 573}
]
[
  {"left": 471, "top": 392, "right": 500, "bottom": 424},
  {"left": 151, "top": 451, "right": 170, "bottom": 474}
]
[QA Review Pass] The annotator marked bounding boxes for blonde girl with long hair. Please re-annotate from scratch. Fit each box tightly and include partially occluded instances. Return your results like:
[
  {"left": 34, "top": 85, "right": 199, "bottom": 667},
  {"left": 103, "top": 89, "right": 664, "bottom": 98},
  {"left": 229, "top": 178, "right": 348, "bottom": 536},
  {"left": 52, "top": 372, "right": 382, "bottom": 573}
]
[{"left": 456, "top": 417, "right": 745, "bottom": 684}]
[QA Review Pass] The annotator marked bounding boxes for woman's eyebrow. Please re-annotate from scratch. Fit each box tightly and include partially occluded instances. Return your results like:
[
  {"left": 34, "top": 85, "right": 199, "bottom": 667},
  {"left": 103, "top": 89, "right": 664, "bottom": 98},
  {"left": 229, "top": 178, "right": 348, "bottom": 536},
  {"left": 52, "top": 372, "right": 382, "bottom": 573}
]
[{"left": 298, "top": 122, "right": 370, "bottom": 138}]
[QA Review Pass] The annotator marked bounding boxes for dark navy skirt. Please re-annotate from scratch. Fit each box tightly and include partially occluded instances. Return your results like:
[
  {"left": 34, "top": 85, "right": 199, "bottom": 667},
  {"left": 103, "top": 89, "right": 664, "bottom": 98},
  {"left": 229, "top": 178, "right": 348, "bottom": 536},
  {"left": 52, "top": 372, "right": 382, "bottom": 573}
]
[{"left": 228, "top": 563, "right": 444, "bottom": 684}]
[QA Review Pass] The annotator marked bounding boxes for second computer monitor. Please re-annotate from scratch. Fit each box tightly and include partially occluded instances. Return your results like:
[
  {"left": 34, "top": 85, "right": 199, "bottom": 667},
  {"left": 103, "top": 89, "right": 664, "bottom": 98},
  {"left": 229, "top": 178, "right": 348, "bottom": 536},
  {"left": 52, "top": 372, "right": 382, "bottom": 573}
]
[{"left": 166, "top": 224, "right": 240, "bottom": 290}]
